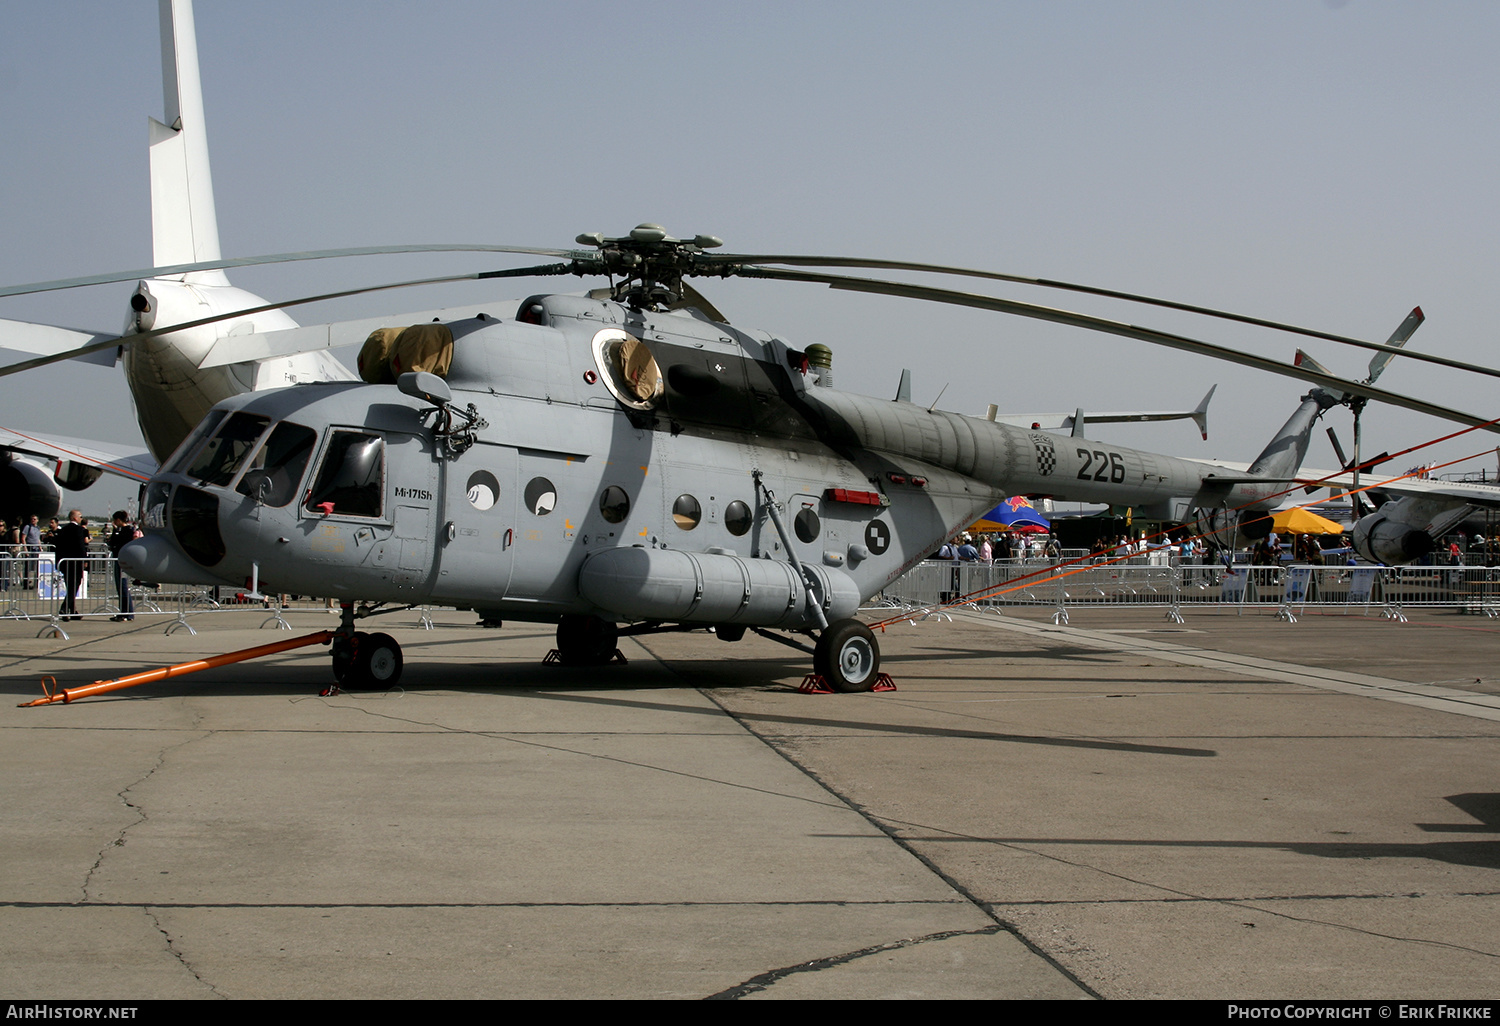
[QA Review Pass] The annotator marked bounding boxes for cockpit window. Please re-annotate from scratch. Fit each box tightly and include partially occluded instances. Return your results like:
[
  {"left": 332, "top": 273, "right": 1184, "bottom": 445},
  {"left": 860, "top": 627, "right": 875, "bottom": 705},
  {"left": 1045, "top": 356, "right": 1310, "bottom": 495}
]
[
  {"left": 163, "top": 409, "right": 228, "bottom": 475},
  {"left": 591, "top": 329, "right": 663, "bottom": 411},
  {"left": 305, "top": 431, "right": 384, "bottom": 518},
  {"left": 235, "top": 422, "right": 318, "bottom": 507},
  {"left": 184, "top": 412, "right": 270, "bottom": 486}
]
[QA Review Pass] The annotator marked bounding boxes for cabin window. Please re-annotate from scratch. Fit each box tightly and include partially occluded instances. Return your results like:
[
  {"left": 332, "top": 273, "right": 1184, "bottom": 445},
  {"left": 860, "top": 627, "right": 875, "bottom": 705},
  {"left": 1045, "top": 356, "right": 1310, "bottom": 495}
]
[
  {"left": 524, "top": 477, "right": 556, "bottom": 515},
  {"left": 599, "top": 485, "right": 631, "bottom": 524},
  {"left": 672, "top": 494, "right": 701, "bottom": 530},
  {"left": 794, "top": 507, "right": 820, "bottom": 543},
  {"left": 591, "top": 329, "right": 663, "bottom": 411},
  {"left": 305, "top": 431, "right": 384, "bottom": 519},
  {"left": 466, "top": 470, "right": 500, "bottom": 511},
  {"left": 235, "top": 422, "right": 317, "bottom": 507},
  {"left": 185, "top": 412, "right": 269, "bottom": 486},
  {"left": 724, "top": 500, "right": 752, "bottom": 537}
]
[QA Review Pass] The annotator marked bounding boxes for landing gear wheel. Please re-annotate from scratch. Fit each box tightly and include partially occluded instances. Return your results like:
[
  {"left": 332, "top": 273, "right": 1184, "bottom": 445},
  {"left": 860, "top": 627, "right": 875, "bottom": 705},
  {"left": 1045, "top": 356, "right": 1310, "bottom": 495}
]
[
  {"left": 333, "top": 631, "right": 403, "bottom": 689},
  {"left": 353, "top": 632, "right": 403, "bottom": 688},
  {"left": 556, "top": 615, "right": 619, "bottom": 666},
  {"left": 814, "top": 619, "right": 880, "bottom": 693}
]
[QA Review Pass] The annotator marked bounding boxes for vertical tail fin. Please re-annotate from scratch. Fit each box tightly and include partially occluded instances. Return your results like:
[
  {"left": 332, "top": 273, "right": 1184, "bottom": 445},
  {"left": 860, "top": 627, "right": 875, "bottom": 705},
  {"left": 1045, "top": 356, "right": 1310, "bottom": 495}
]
[
  {"left": 1248, "top": 388, "right": 1336, "bottom": 481},
  {"left": 148, "top": 0, "right": 226, "bottom": 285}
]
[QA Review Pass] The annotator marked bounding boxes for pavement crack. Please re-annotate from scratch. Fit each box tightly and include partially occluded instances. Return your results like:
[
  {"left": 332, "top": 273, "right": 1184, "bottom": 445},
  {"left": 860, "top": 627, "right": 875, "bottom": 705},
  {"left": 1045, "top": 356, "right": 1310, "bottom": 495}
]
[
  {"left": 704, "top": 925, "right": 1003, "bottom": 1000},
  {"left": 696, "top": 688, "right": 1102, "bottom": 1000},
  {"left": 82, "top": 726, "right": 208, "bottom": 903},
  {"left": 143, "top": 906, "right": 225, "bottom": 997}
]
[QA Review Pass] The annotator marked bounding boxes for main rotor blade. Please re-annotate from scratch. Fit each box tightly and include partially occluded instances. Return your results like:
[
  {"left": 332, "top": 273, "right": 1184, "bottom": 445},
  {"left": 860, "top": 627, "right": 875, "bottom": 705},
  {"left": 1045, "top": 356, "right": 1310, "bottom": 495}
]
[
  {"left": 0, "top": 244, "right": 582, "bottom": 300},
  {"left": 740, "top": 266, "right": 1500, "bottom": 435},
  {"left": 0, "top": 262, "right": 571, "bottom": 379},
  {"left": 711, "top": 254, "right": 1499, "bottom": 381}
]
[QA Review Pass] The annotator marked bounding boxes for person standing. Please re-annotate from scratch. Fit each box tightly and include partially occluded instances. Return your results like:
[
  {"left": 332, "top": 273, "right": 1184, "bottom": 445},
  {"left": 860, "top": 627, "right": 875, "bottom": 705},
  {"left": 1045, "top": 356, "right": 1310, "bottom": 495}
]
[
  {"left": 106, "top": 510, "right": 137, "bottom": 622},
  {"left": 23, "top": 514, "right": 41, "bottom": 588},
  {"left": 54, "top": 509, "right": 89, "bottom": 620},
  {"left": 0, "top": 520, "right": 11, "bottom": 590}
]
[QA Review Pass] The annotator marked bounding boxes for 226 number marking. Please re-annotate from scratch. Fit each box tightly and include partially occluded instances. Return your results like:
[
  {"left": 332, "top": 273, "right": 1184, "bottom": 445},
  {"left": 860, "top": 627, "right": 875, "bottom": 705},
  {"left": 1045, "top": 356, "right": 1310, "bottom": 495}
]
[{"left": 1076, "top": 448, "right": 1125, "bottom": 484}]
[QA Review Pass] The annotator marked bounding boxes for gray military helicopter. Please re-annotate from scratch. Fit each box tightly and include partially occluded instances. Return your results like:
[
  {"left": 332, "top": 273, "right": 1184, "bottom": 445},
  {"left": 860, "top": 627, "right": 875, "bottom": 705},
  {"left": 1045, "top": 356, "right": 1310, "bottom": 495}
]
[
  {"left": 11, "top": 223, "right": 1500, "bottom": 691},
  {"left": 27, "top": 223, "right": 1463, "bottom": 694}
]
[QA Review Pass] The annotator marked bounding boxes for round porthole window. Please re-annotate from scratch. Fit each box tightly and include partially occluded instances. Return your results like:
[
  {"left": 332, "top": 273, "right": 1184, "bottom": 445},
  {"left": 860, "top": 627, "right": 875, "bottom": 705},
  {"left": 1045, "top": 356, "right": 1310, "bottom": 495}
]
[
  {"left": 794, "top": 507, "right": 820, "bottom": 543},
  {"left": 724, "top": 500, "right": 753, "bottom": 537},
  {"left": 599, "top": 485, "right": 631, "bottom": 524},
  {"left": 466, "top": 470, "right": 500, "bottom": 511},
  {"left": 524, "top": 477, "right": 556, "bottom": 516},
  {"left": 672, "top": 494, "right": 702, "bottom": 530}
]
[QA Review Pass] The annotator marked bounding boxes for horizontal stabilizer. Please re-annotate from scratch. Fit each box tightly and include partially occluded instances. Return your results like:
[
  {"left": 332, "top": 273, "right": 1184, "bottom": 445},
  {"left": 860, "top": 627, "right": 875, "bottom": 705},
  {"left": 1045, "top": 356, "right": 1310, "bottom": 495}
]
[
  {"left": 987, "top": 384, "right": 1216, "bottom": 439},
  {"left": 0, "top": 319, "right": 120, "bottom": 367}
]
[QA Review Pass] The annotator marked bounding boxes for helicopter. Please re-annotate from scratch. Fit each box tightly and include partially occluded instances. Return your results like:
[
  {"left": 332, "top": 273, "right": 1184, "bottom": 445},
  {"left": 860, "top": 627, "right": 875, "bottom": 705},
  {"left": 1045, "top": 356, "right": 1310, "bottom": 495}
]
[
  {"left": 9, "top": 8, "right": 1500, "bottom": 691},
  {"left": 12, "top": 219, "right": 1500, "bottom": 688},
  {"left": 49, "top": 220, "right": 1412, "bottom": 693}
]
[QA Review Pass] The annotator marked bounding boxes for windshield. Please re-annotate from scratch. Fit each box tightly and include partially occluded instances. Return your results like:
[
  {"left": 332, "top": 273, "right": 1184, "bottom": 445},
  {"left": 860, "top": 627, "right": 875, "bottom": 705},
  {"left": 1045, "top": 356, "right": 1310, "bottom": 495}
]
[
  {"left": 162, "top": 409, "right": 228, "bottom": 476},
  {"left": 184, "top": 412, "right": 270, "bottom": 486}
]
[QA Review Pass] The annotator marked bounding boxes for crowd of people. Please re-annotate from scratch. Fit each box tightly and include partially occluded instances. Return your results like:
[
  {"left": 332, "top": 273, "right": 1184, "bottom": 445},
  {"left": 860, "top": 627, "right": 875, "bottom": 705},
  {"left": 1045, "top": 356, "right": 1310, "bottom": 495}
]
[
  {"left": 1, "top": 508, "right": 139, "bottom": 621},
  {"left": 934, "top": 531, "right": 1062, "bottom": 562}
]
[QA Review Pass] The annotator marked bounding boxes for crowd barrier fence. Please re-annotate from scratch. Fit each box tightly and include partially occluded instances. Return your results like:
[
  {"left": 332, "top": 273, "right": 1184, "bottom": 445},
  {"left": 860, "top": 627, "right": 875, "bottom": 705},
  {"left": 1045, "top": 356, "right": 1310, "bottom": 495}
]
[{"left": 872, "top": 558, "right": 1500, "bottom": 624}]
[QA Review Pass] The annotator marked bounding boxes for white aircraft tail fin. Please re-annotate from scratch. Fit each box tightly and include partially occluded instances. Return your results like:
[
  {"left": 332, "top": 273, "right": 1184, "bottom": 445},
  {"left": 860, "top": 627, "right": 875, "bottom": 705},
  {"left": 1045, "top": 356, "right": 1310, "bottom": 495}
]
[{"left": 148, "top": 0, "right": 226, "bottom": 286}]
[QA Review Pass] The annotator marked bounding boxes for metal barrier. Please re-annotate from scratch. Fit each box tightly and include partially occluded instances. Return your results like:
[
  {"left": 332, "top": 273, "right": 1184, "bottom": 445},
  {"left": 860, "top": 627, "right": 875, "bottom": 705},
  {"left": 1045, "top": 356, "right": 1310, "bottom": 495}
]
[
  {"left": 0, "top": 555, "right": 238, "bottom": 638},
  {"left": 876, "top": 559, "right": 1500, "bottom": 622}
]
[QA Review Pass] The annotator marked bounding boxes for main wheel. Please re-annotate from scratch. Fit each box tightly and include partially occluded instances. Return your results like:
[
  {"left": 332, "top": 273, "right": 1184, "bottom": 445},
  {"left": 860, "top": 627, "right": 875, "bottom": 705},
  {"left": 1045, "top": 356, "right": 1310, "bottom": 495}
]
[
  {"left": 556, "top": 615, "right": 619, "bottom": 666},
  {"left": 814, "top": 619, "right": 880, "bottom": 693}
]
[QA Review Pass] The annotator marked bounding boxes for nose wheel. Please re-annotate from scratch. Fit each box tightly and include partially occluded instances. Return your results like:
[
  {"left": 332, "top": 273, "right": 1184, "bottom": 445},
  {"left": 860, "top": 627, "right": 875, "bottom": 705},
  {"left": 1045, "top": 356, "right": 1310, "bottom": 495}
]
[
  {"left": 331, "top": 630, "right": 404, "bottom": 689},
  {"left": 813, "top": 619, "right": 881, "bottom": 693}
]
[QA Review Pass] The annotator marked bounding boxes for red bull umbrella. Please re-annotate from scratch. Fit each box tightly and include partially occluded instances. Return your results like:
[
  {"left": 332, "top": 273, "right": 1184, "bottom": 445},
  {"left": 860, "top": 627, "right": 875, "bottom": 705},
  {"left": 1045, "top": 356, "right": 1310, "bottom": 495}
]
[{"left": 969, "top": 496, "right": 1052, "bottom": 533}]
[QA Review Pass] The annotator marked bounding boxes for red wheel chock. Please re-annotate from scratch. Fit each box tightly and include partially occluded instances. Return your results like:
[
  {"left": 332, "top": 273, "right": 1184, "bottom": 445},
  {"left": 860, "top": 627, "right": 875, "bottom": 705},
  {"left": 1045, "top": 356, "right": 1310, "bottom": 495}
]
[
  {"left": 543, "top": 649, "right": 627, "bottom": 665},
  {"left": 797, "top": 672, "right": 898, "bottom": 695}
]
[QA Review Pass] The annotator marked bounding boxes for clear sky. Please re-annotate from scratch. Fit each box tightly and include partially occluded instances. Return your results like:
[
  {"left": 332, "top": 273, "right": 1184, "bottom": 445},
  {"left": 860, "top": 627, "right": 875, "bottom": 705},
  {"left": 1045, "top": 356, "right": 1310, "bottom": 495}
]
[{"left": 4, "top": 1, "right": 1499, "bottom": 515}]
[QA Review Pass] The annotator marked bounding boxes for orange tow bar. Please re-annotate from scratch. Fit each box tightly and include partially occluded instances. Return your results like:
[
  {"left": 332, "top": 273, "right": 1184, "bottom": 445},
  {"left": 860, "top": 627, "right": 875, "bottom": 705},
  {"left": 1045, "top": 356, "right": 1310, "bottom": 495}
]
[{"left": 19, "top": 630, "right": 335, "bottom": 707}]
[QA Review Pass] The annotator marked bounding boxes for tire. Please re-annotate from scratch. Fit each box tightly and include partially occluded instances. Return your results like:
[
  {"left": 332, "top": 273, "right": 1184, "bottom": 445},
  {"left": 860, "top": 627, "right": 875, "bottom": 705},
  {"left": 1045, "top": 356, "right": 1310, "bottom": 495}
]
[
  {"left": 556, "top": 615, "right": 619, "bottom": 666},
  {"left": 813, "top": 619, "right": 880, "bottom": 693},
  {"left": 355, "top": 632, "right": 403, "bottom": 688},
  {"left": 337, "top": 631, "right": 403, "bottom": 689}
]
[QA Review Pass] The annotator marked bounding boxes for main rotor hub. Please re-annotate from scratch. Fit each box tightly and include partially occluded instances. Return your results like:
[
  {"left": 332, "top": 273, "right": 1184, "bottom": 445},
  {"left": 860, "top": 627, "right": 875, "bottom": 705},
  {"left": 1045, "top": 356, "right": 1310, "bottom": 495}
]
[{"left": 572, "top": 224, "right": 725, "bottom": 309}]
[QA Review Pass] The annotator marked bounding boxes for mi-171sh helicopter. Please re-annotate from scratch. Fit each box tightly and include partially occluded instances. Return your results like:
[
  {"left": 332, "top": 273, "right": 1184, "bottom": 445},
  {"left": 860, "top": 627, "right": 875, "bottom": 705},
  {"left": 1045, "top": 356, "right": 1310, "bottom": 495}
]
[{"left": 99, "top": 222, "right": 1471, "bottom": 694}]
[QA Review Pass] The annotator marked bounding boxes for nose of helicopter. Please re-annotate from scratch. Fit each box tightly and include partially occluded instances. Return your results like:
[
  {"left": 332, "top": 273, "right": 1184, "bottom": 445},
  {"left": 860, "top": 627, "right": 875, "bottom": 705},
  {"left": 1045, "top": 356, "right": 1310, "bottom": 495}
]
[{"left": 119, "top": 531, "right": 225, "bottom": 586}]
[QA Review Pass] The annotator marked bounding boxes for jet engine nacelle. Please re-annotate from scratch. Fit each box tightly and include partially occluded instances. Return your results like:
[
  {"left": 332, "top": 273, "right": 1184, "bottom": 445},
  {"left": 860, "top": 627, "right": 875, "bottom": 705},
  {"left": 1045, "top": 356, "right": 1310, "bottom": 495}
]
[
  {"left": 0, "top": 455, "right": 62, "bottom": 525},
  {"left": 1351, "top": 506, "right": 1435, "bottom": 566}
]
